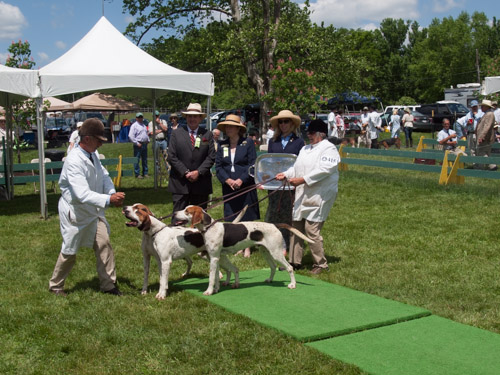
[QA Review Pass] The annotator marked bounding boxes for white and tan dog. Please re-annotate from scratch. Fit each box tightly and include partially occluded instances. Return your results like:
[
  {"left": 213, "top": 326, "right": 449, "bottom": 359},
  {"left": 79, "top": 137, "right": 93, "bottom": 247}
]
[
  {"left": 173, "top": 205, "right": 315, "bottom": 295},
  {"left": 123, "top": 203, "right": 238, "bottom": 300}
]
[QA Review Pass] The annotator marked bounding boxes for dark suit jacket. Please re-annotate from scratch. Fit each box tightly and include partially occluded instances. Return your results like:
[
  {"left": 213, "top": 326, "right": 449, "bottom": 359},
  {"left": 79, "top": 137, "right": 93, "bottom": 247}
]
[
  {"left": 267, "top": 133, "right": 305, "bottom": 155},
  {"left": 215, "top": 137, "right": 260, "bottom": 221},
  {"left": 167, "top": 126, "right": 215, "bottom": 195}
]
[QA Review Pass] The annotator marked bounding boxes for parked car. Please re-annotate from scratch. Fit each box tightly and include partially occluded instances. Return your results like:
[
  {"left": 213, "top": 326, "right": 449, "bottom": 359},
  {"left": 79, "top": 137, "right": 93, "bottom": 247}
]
[
  {"left": 44, "top": 117, "right": 71, "bottom": 148},
  {"left": 74, "top": 111, "right": 111, "bottom": 141},
  {"left": 383, "top": 105, "right": 420, "bottom": 116},
  {"left": 418, "top": 101, "right": 468, "bottom": 129}
]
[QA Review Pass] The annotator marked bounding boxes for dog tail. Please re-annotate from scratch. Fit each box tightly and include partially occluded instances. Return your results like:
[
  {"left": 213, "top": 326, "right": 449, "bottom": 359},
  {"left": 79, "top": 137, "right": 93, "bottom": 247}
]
[{"left": 274, "top": 223, "right": 315, "bottom": 243}]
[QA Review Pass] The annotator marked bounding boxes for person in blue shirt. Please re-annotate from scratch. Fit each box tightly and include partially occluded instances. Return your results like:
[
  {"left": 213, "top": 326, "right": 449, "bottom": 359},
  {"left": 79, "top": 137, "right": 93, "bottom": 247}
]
[
  {"left": 128, "top": 112, "right": 150, "bottom": 178},
  {"left": 266, "top": 110, "right": 305, "bottom": 257}
]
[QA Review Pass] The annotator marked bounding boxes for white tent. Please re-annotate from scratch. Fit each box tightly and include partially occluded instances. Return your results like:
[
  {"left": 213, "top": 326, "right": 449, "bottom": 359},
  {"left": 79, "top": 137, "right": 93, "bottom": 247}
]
[
  {"left": 32, "top": 16, "right": 214, "bottom": 218},
  {"left": 0, "top": 64, "right": 40, "bottom": 104},
  {"left": 39, "top": 17, "right": 214, "bottom": 98},
  {"left": 482, "top": 76, "right": 500, "bottom": 95}
]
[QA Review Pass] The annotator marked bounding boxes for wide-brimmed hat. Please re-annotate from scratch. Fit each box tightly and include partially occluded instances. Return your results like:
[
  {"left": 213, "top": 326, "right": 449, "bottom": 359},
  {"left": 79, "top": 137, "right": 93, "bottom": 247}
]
[
  {"left": 0, "top": 115, "right": 6, "bottom": 121},
  {"left": 182, "top": 103, "right": 207, "bottom": 119},
  {"left": 308, "top": 119, "right": 327, "bottom": 134},
  {"left": 480, "top": 99, "right": 493, "bottom": 108},
  {"left": 79, "top": 118, "right": 107, "bottom": 142},
  {"left": 404, "top": 107, "right": 411, "bottom": 113},
  {"left": 269, "top": 110, "right": 301, "bottom": 129},
  {"left": 217, "top": 114, "right": 246, "bottom": 133},
  {"left": 169, "top": 113, "right": 178, "bottom": 119}
]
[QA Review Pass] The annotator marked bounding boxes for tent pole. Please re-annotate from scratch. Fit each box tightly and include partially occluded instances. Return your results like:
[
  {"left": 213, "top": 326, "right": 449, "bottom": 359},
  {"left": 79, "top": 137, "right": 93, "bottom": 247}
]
[
  {"left": 152, "top": 90, "right": 158, "bottom": 190},
  {"left": 4, "top": 95, "right": 13, "bottom": 200},
  {"left": 36, "top": 97, "right": 48, "bottom": 219},
  {"left": 207, "top": 96, "right": 212, "bottom": 131}
]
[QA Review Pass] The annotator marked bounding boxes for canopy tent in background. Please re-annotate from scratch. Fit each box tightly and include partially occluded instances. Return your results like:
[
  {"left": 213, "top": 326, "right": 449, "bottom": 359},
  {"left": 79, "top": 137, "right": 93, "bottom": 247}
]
[
  {"left": 43, "top": 97, "right": 71, "bottom": 112},
  {"left": 327, "top": 92, "right": 380, "bottom": 109},
  {"left": 50, "top": 92, "right": 140, "bottom": 112},
  {"left": 0, "top": 65, "right": 41, "bottom": 200},
  {"left": 30, "top": 16, "right": 213, "bottom": 218},
  {"left": 482, "top": 76, "right": 500, "bottom": 95}
]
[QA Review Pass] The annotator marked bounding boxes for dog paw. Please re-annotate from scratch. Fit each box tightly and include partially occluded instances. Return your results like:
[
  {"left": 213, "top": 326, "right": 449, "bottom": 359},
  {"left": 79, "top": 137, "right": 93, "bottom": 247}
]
[
  {"left": 141, "top": 290, "right": 148, "bottom": 295},
  {"left": 222, "top": 281, "right": 230, "bottom": 287},
  {"left": 203, "top": 290, "right": 214, "bottom": 296},
  {"left": 232, "top": 282, "right": 240, "bottom": 289},
  {"left": 181, "top": 272, "right": 189, "bottom": 278},
  {"left": 287, "top": 283, "right": 296, "bottom": 289},
  {"left": 265, "top": 278, "right": 273, "bottom": 283},
  {"left": 155, "top": 292, "right": 166, "bottom": 300}
]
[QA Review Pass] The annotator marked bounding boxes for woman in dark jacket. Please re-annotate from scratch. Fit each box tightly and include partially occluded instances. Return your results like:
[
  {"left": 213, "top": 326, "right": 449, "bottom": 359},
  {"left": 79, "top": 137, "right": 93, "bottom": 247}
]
[
  {"left": 265, "top": 110, "right": 305, "bottom": 256},
  {"left": 215, "top": 114, "right": 260, "bottom": 256}
]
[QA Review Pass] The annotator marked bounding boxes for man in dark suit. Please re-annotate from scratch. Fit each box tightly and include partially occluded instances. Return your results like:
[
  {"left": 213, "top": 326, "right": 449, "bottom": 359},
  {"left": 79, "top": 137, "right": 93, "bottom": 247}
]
[{"left": 167, "top": 103, "right": 216, "bottom": 219}]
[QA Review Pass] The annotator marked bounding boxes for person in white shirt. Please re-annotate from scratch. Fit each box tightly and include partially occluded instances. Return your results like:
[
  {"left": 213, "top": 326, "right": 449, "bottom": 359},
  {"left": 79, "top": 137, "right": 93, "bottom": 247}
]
[
  {"left": 67, "top": 121, "right": 83, "bottom": 154},
  {"left": 336, "top": 109, "right": 345, "bottom": 138},
  {"left": 437, "top": 118, "right": 466, "bottom": 155},
  {"left": 360, "top": 107, "right": 371, "bottom": 148},
  {"left": 493, "top": 101, "right": 500, "bottom": 124},
  {"left": 401, "top": 107, "right": 414, "bottom": 148},
  {"left": 368, "top": 105, "right": 382, "bottom": 149},
  {"left": 327, "top": 109, "right": 336, "bottom": 137}
]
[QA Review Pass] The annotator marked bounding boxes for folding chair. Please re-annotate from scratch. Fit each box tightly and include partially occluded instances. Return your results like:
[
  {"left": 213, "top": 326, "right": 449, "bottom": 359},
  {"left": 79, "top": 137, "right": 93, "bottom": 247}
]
[{"left": 31, "top": 158, "right": 57, "bottom": 193}]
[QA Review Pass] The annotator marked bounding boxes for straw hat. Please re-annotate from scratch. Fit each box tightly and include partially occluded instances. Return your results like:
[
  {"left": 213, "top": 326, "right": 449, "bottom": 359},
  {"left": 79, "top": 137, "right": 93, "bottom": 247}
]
[
  {"left": 182, "top": 103, "right": 207, "bottom": 119},
  {"left": 480, "top": 99, "right": 493, "bottom": 108},
  {"left": 169, "top": 113, "right": 178, "bottom": 119},
  {"left": 404, "top": 107, "right": 411, "bottom": 113},
  {"left": 217, "top": 114, "right": 246, "bottom": 133},
  {"left": 269, "top": 110, "right": 301, "bottom": 129}
]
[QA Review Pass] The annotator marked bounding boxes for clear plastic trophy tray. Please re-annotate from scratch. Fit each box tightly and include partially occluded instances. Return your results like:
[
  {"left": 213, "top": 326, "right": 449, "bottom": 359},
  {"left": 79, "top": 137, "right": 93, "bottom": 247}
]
[{"left": 253, "top": 153, "right": 296, "bottom": 190}]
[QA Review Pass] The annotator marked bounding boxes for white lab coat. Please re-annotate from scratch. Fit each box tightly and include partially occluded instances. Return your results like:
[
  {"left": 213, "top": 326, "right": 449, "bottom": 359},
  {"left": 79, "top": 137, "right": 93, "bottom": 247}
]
[
  {"left": 58, "top": 147, "right": 116, "bottom": 255},
  {"left": 283, "top": 139, "right": 340, "bottom": 222}
]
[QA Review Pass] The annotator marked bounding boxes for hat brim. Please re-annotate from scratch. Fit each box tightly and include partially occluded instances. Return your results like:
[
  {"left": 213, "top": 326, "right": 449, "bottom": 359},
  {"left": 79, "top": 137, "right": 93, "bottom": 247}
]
[
  {"left": 217, "top": 121, "right": 246, "bottom": 133},
  {"left": 181, "top": 111, "right": 207, "bottom": 119},
  {"left": 269, "top": 114, "right": 301, "bottom": 129}
]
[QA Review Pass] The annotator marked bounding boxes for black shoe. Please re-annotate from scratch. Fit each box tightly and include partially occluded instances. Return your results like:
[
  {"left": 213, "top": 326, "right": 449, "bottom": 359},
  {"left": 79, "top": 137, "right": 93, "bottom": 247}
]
[{"left": 103, "top": 287, "right": 122, "bottom": 296}]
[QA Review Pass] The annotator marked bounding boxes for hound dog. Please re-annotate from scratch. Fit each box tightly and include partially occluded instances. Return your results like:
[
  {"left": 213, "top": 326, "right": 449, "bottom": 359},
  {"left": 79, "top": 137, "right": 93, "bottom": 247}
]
[
  {"left": 173, "top": 205, "right": 315, "bottom": 296},
  {"left": 380, "top": 137, "right": 401, "bottom": 150},
  {"left": 123, "top": 203, "right": 238, "bottom": 300}
]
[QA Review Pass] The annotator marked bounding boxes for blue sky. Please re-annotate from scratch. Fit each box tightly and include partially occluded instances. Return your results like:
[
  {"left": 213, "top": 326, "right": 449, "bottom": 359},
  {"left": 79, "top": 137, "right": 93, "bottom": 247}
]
[{"left": 0, "top": 0, "right": 498, "bottom": 67}]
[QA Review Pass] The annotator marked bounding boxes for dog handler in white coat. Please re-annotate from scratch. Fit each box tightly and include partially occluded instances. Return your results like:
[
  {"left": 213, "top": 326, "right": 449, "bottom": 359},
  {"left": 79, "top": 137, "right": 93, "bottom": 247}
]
[
  {"left": 276, "top": 118, "right": 340, "bottom": 275},
  {"left": 49, "top": 118, "right": 125, "bottom": 296}
]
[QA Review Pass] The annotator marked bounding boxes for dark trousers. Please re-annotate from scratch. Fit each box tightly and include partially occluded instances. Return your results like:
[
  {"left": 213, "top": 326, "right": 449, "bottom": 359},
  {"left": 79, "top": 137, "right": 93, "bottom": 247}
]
[
  {"left": 133, "top": 144, "right": 148, "bottom": 177},
  {"left": 370, "top": 138, "right": 379, "bottom": 149},
  {"left": 171, "top": 193, "right": 209, "bottom": 224}
]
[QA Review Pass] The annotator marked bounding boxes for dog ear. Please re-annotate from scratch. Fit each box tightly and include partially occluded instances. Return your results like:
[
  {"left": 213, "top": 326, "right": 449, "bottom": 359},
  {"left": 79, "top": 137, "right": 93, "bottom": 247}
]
[
  {"left": 138, "top": 214, "right": 151, "bottom": 232},
  {"left": 203, "top": 212, "right": 212, "bottom": 226},
  {"left": 191, "top": 208, "right": 203, "bottom": 228}
]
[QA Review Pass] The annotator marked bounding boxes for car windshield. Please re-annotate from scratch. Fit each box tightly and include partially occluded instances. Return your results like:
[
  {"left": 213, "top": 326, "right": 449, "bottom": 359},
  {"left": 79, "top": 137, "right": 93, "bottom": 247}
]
[
  {"left": 447, "top": 103, "right": 468, "bottom": 113},
  {"left": 45, "top": 118, "right": 67, "bottom": 127}
]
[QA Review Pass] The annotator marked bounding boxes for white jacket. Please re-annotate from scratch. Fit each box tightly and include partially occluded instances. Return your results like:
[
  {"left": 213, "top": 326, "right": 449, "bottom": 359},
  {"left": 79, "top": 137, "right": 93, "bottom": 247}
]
[
  {"left": 58, "top": 147, "right": 116, "bottom": 255},
  {"left": 284, "top": 139, "right": 340, "bottom": 222}
]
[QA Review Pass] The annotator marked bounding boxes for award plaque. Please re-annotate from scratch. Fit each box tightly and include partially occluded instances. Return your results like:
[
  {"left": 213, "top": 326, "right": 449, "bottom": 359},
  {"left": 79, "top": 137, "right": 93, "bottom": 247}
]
[{"left": 251, "top": 153, "right": 296, "bottom": 190}]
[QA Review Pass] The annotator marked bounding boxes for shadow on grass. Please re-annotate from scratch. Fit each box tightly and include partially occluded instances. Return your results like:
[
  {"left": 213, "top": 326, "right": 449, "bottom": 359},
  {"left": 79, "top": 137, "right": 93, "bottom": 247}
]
[
  {"left": 0, "top": 187, "right": 173, "bottom": 217},
  {"left": 69, "top": 275, "right": 138, "bottom": 295}
]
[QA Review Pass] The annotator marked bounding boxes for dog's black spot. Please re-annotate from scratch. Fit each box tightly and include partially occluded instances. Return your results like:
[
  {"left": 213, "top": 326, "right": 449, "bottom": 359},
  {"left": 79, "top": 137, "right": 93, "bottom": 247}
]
[
  {"left": 222, "top": 224, "right": 248, "bottom": 247},
  {"left": 249, "top": 230, "right": 264, "bottom": 242},
  {"left": 184, "top": 231, "right": 204, "bottom": 248}
]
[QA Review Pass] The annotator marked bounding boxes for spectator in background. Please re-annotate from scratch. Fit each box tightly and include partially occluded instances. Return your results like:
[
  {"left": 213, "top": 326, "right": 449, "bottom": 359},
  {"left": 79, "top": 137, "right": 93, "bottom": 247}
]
[
  {"left": 368, "top": 105, "right": 382, "bottom": 149},
  {"left": 215, "top": 114, "right": 259, "bottom": 257},
  {"left": 437, "top": 118, "right": 466, "bottom": 155},
  {"left": 166, "top": 113, "right": 179, "bottom": 145},
  {"left": 265, "top": 124, "right": 275, "bottom": 145},
  {"left": 275, "top": 119, "right": 340, "bottom": 274},
  {"left": 464, "top": 100, "right": 484, "bottom": 156},
  {"left": 336, "top": 109, "right": 345, "bottom": 138},
  {"left": 327, "top": 108, "right": 336, "bottom": 138},
  {"left": 266, "top": 110, "right": 305, "bottom": 256},
  {"left": 402, "top": 107, "right": 414, "bottom": 148},
  {"left": 475, "top": 99, "right": 497, "bottom": 171},
  {"left": 49, "top": 119, "right": 125, "bottom": 296},
  {"left": 389, "top": 109, "right": 401, "bottom": 139},
  {"left": 492, "top": 101, "right": 500, "bottom": 125},
  {"left": 360, "top": 106, "right": 371, "bottom": 148},
  {"left": 168, "top": 103, "right": 215, "bottom": 219},
  {"left": 0, "top": 115, "right": 7, "bottom": 180},
  {"left": 128, "top": 113, "right": 150, "bottom": 179},
  {"left": 212, "top": 128, "right": 221, "bottom": 151},
  {"left": 150, "top": 110, "right": 168, "bottom": 153},
  {"left": 67, "top": 121, "right": 84, "bottom": 154}
]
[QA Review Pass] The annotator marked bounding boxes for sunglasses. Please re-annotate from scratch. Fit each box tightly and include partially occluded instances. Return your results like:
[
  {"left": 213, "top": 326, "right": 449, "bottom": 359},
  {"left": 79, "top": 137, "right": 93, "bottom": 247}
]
[{"left": 278, "top": 119, "right": 291, "bottom": 124}]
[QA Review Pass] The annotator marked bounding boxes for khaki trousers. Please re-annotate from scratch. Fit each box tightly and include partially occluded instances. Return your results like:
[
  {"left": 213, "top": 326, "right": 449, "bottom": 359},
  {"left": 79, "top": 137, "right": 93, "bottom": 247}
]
[
  {"left": 49, "top": 218, "right": 117, "bottom": 292},
  {"left": 288, "top": 219, "right": 328, "bottom": 269}
]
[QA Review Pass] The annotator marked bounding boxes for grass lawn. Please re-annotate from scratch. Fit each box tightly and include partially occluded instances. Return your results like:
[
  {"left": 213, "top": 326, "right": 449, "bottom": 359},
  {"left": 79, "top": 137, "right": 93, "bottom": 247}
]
[{"left": 1, "top": 138, "right": 499, "bottom": 374}]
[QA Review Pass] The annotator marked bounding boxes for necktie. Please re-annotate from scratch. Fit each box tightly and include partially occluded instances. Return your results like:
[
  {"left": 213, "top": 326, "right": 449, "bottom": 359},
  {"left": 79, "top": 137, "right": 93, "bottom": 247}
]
[
  {"left": 190, "top": 131, "right": 195, "bottom": 147},
  {"left": 88, "top": 153, "right": 94, "bottom": 165}
]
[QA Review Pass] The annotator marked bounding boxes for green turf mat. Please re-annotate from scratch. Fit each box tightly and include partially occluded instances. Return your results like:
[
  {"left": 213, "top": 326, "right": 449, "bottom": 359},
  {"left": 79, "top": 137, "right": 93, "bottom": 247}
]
[
  {"left": 306, "top": 315, "right": 500, "bottom": 375},
  {"left": 174, "top": 269, "right": 430, "bottom": 342}
]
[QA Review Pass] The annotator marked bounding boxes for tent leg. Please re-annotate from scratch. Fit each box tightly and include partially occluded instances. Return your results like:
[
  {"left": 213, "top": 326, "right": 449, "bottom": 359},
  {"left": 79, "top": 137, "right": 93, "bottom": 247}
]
[{"left": 36, "top": 98, "right": 48, "bottom": 219}]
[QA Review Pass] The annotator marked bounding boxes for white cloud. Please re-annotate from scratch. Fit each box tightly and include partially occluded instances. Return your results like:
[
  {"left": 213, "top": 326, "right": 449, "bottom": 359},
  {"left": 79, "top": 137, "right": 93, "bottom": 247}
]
[
  {"left": 55, "top": 41, "right": 66, "bottom": 49},
  {"left": 432, "top": 0, "right": 464, "bottom": 13},
  {"left": 0, "top": 1, "right": 27, "bottom": 39},
  {"left": 38, "top": 52, "right": 49, "bottom": 62},
  {"left": 305, "top": 0, "right": 419, "bottom": 29}
]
